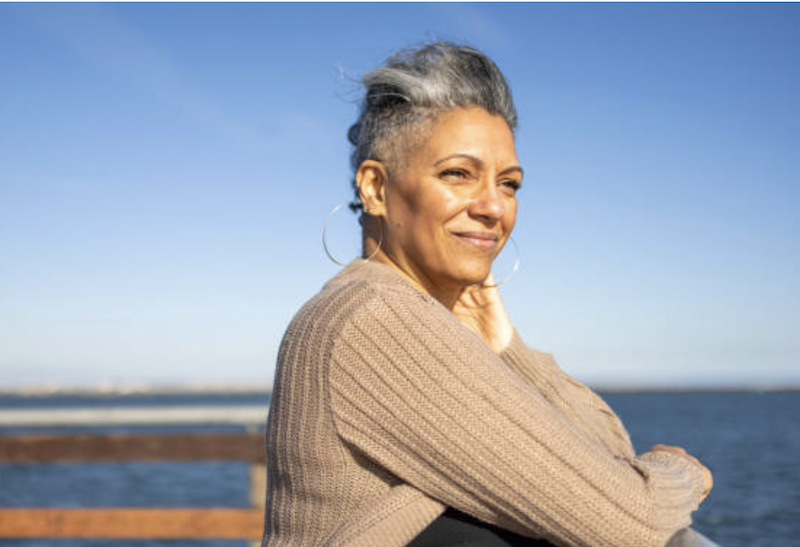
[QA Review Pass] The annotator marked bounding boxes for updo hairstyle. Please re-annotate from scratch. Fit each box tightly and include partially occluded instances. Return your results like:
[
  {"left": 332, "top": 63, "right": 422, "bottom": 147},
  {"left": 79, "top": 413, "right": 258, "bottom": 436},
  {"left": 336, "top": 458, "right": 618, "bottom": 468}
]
[{"left": 347, "top": 42, "right": 518, "bottom": 213}]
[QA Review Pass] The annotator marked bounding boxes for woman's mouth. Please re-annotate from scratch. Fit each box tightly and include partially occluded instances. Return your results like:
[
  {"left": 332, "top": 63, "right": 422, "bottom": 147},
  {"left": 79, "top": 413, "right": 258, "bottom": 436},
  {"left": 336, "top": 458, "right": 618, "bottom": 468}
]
[{"left": 453, "top": 231, "right": 500, "bottom": 250}]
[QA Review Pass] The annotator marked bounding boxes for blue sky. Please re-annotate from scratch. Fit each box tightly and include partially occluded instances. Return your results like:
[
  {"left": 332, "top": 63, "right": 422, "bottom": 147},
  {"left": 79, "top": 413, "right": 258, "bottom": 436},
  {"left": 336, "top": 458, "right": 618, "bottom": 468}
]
[{"left": 1, "top": 3, "right": 798, "bottom": 389}]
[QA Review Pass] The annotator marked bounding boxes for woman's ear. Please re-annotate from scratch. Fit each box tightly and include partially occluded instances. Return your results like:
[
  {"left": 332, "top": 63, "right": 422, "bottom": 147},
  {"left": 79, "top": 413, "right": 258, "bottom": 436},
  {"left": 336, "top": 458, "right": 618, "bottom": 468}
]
[{"left": 355, "top": 160, "right": 388, "bottom": 217}]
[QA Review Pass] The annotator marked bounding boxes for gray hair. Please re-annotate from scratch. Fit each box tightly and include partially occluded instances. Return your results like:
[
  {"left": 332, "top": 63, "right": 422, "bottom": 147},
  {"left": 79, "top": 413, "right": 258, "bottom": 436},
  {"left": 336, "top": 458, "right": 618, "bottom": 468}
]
[{"left": 347, "top": 42, "right": 518, "bottom": 212}]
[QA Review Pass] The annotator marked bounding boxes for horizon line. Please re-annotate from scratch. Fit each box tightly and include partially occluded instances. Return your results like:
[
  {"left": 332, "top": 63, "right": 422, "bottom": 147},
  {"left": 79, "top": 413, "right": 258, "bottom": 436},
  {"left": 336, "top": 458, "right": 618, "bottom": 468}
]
[{"left": 1, "top": 383, "right": 799, "bottom": 397}]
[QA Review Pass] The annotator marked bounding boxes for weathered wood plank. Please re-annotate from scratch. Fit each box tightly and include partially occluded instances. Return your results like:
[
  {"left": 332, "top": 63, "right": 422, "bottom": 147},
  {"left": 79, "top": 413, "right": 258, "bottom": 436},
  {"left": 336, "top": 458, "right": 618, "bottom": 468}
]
[
  {"left": 249, "top": 463, "right": 268, "bottom": 547},
  {"left": 0, "top": 433, "right": 264, "bottom": 463},
  {"left": 0, "top": 508, "right": 263, "bottom": 539},
  {"left": 0, "top": 405, "right": 267, "bottom": 427},
  {"left": 250, "top": 463, "right": 268, "bottom": 507}
]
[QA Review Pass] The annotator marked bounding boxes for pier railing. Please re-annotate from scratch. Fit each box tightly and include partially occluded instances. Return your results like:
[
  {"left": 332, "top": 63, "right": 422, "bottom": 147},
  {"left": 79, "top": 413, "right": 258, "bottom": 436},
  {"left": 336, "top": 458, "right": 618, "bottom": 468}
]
[
  {"left": 0, "top": 404, "right": 268, "bottom": 542},
  {"left": 0, "top": 403, "right": 725, "bottom": 547}
]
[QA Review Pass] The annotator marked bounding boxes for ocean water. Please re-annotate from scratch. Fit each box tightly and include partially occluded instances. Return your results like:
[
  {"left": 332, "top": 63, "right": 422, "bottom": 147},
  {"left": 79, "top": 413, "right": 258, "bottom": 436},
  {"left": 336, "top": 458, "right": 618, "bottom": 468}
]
[
  {"left": 0, "top": 391, "right": 798, "bottom": 547},
  {"left": 604, "top": 391, "right": 800, "bottom": 547}
]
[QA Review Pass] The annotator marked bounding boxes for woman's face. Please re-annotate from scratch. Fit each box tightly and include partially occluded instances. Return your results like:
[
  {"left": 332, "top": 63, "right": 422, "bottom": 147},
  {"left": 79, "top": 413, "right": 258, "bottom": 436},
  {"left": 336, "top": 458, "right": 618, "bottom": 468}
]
[{"left": 375, "top": 106, "right": 522, "bottom": 293}]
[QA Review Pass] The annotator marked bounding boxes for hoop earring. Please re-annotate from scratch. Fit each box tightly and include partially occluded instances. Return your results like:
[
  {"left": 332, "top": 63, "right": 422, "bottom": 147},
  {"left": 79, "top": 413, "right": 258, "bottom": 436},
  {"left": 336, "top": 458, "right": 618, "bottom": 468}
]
[
  {"left": 322, "top": 201, "right": 383, "bottom": 266},
  {"left": 480, "top": 236, "right": 520, "bottom": 288}
]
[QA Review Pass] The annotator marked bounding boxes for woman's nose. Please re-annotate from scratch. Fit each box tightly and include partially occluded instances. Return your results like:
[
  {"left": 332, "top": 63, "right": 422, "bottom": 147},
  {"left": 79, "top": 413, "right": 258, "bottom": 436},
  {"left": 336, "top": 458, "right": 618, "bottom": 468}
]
[{"left": 470, "top": 182, "right": 506, "bottom": 222}]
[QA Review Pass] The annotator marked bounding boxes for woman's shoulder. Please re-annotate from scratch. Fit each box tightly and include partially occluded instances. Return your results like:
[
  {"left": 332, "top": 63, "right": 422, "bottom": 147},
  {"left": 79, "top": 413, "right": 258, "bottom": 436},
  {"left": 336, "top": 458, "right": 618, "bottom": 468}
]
[
  {"left": 287, "top": 259, "right": 441, "bottom": 338},
  {"left": 322, "top": 259, "right": 437, "bottom": 309}
]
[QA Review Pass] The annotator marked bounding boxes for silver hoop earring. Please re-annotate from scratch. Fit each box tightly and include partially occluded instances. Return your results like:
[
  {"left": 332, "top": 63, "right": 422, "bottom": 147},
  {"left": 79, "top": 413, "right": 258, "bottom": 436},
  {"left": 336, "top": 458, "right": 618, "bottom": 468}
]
[
  {"left": 480, "top": 236, "right": 520, "bottom": 288},
  {"left": 322, "top": 201, "right": 383, "bottom": 266}
]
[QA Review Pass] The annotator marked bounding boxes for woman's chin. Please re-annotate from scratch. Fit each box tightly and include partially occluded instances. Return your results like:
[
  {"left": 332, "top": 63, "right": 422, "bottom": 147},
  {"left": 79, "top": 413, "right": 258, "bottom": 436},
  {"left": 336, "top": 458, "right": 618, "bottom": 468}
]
[{"left": 448, "top": 263, "right": 493, "bottom": 288}]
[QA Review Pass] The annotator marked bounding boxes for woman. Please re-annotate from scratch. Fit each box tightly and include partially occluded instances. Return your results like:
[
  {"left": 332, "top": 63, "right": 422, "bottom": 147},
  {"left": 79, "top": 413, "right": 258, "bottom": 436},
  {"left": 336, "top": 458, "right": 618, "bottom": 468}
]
[{"left": 262, "top": 43, "right": 714, "bottom": 547}]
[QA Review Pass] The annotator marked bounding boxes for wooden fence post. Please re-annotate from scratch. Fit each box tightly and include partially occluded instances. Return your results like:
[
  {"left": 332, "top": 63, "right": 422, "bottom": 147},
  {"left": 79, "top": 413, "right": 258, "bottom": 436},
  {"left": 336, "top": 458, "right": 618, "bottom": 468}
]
[{"left": 250, "top": 463, "right": 267, "bottom": 547}]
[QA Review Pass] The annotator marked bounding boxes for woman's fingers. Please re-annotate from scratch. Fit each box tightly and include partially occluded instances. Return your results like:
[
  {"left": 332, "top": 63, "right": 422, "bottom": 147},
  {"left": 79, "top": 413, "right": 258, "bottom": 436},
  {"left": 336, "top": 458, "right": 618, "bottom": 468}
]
[{"left": 451, "top": 280, "right": 514, "bottom": 353}]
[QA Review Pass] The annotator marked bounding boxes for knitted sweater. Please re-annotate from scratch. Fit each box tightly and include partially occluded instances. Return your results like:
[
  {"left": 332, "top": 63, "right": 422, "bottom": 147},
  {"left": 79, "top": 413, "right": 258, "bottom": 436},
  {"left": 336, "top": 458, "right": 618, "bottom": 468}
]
[{"left": 262, "top": 259, "right": 706, "bottom": 547}]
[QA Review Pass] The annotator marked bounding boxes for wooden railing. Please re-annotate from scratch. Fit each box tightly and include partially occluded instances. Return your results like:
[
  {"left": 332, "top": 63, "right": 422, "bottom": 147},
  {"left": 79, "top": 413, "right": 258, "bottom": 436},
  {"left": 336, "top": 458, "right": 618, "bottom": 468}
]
[
  {"left": 0, "top": 404, "right": 268, "bottom": 542},
  {"left": 0, "top": 404, "right": 725, "bottom": 547}
]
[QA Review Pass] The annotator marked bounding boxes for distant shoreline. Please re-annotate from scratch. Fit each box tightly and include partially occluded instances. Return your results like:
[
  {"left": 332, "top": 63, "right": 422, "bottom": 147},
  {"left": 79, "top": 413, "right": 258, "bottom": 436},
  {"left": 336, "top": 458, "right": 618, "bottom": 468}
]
[
  {"left": 592, "top": 385, "right": 800, "bottom": 393},
  {"left": 1, "top": 384, "right": 798, "bottom": 396},
  {"left": 0, "top": 385, "right": 274, "bottom": 396}
]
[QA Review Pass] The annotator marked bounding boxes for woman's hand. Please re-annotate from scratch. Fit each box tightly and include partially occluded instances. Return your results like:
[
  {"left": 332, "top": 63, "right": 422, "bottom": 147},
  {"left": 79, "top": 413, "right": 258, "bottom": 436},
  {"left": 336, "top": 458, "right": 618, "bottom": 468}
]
[
  {"left": 451, "top": 274, "right": 514, "bottom": 353},
  {"left": 648, "top": 444, "right": 714, "bottom": 500}
]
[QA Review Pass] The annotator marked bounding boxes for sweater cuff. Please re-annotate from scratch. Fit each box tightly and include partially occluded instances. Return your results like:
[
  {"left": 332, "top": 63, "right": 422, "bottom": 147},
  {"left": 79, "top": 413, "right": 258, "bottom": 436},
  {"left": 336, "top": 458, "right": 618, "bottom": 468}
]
[{"left": 636, "top": 450, "right": 707, "bottom": 510}]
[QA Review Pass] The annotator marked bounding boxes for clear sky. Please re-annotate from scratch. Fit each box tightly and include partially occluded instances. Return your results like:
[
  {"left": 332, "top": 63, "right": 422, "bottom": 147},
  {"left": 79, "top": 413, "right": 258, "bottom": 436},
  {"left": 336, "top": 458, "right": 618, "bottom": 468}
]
[{"left": 1, "top": 3, "right": 798, "bottom": 390}]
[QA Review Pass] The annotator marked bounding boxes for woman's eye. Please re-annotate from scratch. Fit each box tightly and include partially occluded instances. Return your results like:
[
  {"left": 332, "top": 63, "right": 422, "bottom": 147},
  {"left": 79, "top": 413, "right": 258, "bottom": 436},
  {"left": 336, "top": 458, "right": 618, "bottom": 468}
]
[
  {"left": 440, "top": 169, "right": 468, "bottom": 179},
  {"left": 501, "top": 179, "right": 522, "bottom": 193}
]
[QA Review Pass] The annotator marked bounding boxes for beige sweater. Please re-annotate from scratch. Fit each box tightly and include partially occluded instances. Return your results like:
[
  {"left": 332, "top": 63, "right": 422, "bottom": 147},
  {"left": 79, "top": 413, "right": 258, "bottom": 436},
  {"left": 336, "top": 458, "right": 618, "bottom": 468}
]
[{"left": 262, "top": 260, "right": 705, "bottom": 547}]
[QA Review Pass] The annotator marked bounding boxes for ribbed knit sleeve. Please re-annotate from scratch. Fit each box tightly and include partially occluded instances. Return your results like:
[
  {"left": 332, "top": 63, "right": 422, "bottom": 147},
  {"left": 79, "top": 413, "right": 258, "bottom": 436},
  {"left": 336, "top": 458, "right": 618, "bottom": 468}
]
[
  {"left": 328, "top": 283, "right": 706, "bottom": 547},
  {"left": 499, "top": 331, "right": 637, "bottom": 459}
]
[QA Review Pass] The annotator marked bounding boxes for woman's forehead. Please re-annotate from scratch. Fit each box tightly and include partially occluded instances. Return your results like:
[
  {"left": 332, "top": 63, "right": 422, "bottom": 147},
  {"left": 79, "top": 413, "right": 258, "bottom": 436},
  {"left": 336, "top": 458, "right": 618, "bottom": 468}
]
[{"left": 420, "top": 108, "right": 517, "bottom": 163}]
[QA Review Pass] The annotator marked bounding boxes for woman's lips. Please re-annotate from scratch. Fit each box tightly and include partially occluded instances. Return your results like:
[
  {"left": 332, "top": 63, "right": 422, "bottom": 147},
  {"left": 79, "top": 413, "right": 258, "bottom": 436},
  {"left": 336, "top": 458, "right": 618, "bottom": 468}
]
[{"left": 453, "top": 231, "right": 500, "bottom": 250}]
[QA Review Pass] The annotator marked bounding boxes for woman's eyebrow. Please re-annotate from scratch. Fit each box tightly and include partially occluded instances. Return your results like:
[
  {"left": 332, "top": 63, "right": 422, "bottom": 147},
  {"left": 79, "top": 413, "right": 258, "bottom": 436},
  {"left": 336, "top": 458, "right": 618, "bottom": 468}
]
[
  {"left": 434, "top": 153, "right": 482, "bottom": 167},
  {"left": 434, "top": 154, "right": 523, "bottom": 177},
  {"left": 500, "top": 166, "right": 524, "bottom": 178}
]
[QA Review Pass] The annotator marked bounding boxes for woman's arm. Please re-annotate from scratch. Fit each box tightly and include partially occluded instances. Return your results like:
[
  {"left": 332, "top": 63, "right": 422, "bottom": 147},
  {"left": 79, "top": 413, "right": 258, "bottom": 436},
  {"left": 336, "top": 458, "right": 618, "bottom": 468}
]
[
  {"left": 499, "top": 331, "right": 639, "bottom": 459},
  {"left": 455, "top": 280, "right": 713, "bottom": 495},
  {"left": 328, "top": 284, "right": 707, "bottom": 547}
]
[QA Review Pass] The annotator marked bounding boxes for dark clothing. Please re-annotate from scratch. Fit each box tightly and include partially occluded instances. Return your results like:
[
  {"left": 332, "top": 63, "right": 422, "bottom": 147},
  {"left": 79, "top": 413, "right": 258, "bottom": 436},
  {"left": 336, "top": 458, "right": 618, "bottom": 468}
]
[
  {"left": 407, "top": 507, "right": 557, "bottom": 547},
  {"left": 409, "top": 510, "right": 722, "bottom": 547}
]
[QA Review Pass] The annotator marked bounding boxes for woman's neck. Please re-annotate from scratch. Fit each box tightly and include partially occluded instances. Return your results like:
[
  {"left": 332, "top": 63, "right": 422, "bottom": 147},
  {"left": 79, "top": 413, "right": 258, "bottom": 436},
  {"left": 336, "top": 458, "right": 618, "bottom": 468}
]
[
  {"left": 361, "top": 221, "right": 463, "bottom": 309},
  {"left": 367, "top": 249, "right": 463, "bottom": 310}
]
